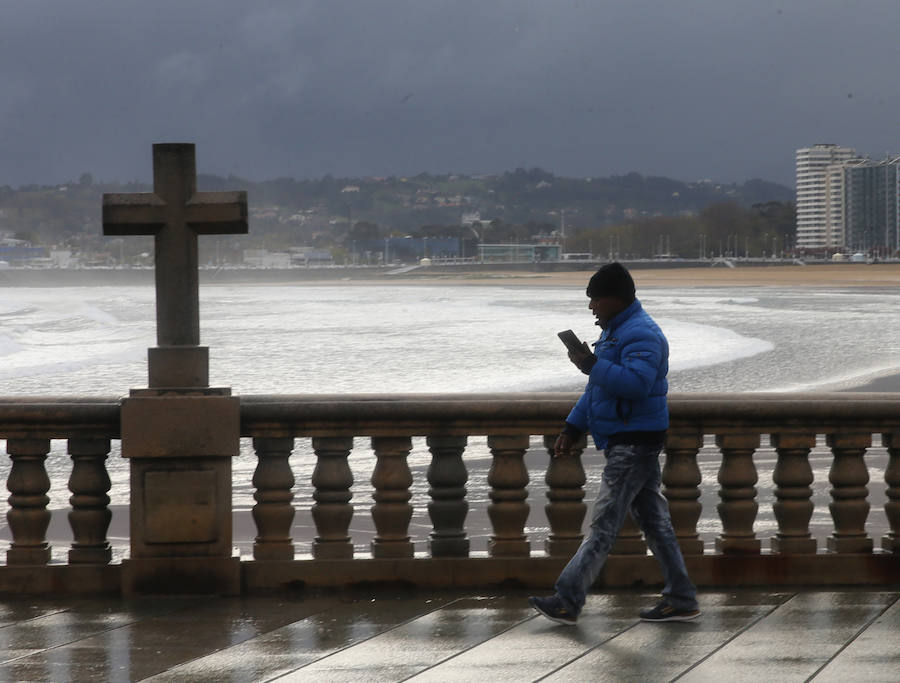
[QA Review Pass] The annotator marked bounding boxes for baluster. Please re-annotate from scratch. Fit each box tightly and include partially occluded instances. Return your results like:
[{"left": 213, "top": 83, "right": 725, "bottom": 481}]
[
  {"left": 487, "top": 434, "right": 530, "bottom": 557},
  {"left": 6, "top": 438, "right": 52, "bottom": 565},
  {"left": 542, "top": 433, "right": 586, "bottom": 557},
  {"left": 882, "top": 432, "right": 899, "bottom": 553},
  {"left": 67, "top": 437, "right": 112, "bottom": 564},
  {"left": 662, "top": 430, "right": 704, "bottom": 555},
  {"left": 715, "top": 433, "right": 761, "bottom": 554},
  {"left": 826, "top": 433, "right": 873, "bottom": 553},
  {"left": 770, "top": 433, "right": 817, "bottom": 554},
  {"left": 312, "top": 436, "right": 355, "bottom": 559},
  {"left": 426, "top": 435, "right": 469, "bottom": 557},
  {"left": 370, "top": 436, "right": 414, "bottom": 558},
  {"left": 611, "top": 512, "right": 648, "bottom": 555},
  {"left": 251, "top": 437, "right": 295, "bottom": 560}
]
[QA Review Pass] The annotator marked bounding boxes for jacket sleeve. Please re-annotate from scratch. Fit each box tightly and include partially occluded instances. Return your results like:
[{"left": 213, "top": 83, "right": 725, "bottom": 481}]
[
  {"left": 565, "top": 390, "right": 591, "bottom": 432},
  {"left": 586, "top": 332, "right": 663, "bottom": 399}
]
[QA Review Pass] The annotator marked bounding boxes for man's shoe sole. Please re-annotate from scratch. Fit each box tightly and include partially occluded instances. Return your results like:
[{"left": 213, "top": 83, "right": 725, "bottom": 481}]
[
  {"left": 640, "top": 610, "right": 701, "bottom": 622},
  {"left": 529, "top": 602, "right": 577, "bottom": 626}
]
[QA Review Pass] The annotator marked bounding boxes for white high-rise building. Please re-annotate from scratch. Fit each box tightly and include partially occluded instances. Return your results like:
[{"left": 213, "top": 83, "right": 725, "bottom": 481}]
[{"left": 796, "top": 144, "right": 858, "bottom": 249}]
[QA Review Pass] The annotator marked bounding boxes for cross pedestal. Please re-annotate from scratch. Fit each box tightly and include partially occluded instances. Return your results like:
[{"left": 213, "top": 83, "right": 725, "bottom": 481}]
[{"left": 103, "top": 143, "right": 248, "bottom": 595}]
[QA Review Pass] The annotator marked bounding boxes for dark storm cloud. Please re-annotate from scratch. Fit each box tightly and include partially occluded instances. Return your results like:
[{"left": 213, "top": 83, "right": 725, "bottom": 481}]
[{"left": 1, "top": 0, "right": 899, "bottom": 186}]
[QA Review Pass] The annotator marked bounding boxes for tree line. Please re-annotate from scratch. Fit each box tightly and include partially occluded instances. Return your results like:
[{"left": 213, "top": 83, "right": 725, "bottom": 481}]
[
  {"left": 0, "top": 168, "right": 794, "bottom": 262},
  {"left": 344, "top": 200, "right": 796, "bottom": 260}
]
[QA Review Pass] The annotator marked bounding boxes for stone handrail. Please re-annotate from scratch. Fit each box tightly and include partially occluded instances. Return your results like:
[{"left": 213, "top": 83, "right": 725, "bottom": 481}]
[
  {"left": 0, "top": 397, "right": 120, "bottom": 437},
  {"left": 1, "top": 392, "right": 898, "bottom": 593},
  {"left": 240, "top": 391, "right": 900, "bottom": 434}
]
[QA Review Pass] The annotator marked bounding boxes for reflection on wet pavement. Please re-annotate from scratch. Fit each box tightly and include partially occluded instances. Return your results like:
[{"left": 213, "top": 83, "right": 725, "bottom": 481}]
[{"left": 0, "top": 589, "right": 895, "bottom": 681}]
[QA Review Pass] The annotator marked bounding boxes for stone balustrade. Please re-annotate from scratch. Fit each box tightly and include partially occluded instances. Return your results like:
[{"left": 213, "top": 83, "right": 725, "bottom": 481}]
[
  {"left": 0, "top": 398, "right": 120, "bottom": 592},
  {"left": 1, "top": 393, "right": 899, "bottom": 593}
]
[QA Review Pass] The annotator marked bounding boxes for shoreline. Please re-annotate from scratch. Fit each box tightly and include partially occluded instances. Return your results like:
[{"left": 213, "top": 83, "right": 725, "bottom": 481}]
[
  {"left": 842, "top": 372, "right": 900, "bottom": 393},
  {"left": 396, "top": 263, "right": 900, "bottom": 288},
  {"left": 2, "top": 263, "right": 900, "bottom": 288}
]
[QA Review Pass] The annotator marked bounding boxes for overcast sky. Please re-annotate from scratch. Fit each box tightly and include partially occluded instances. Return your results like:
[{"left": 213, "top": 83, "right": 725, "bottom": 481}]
[{"left": 1, "top": 1, "right": 897, "bottom": 188}]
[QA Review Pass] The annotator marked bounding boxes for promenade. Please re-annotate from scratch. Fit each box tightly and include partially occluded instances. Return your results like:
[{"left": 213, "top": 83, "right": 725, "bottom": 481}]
[
  {"left": 2, "top": 147, "right": 898, "bottom": 681},
  {"left": 1, "top": 588, "right": 896, "bottom": 681}
]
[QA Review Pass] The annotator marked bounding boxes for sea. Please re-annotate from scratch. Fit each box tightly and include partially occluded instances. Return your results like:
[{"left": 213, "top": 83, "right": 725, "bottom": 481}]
[{"left": 1, "top": 282, "right": 897, "bottom": 556}]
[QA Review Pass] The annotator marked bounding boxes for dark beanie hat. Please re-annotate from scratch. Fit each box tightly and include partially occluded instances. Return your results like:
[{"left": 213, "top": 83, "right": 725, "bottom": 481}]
[{"left": 586, "top": 262, "right": 636, "bottom": 301}]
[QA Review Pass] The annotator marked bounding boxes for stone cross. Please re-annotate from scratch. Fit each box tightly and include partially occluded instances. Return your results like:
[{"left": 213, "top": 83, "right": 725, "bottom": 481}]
[{"left": 103, "top": 143, "right": 247, "bottom": 348}]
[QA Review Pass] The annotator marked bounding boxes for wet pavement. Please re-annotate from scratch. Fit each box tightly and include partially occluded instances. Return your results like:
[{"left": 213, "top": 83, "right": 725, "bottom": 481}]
[{"left": 0, "top": 589, "right": 896, "bottom": 681}]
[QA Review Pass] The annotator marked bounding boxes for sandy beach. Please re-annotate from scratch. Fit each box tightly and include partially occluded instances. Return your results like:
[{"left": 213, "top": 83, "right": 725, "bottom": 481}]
[{"left": 390, "top": 263, "right": 900, "bottom": 288}]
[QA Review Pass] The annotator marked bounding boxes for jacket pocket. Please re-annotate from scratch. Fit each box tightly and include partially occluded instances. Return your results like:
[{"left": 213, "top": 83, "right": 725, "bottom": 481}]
[{"left": 615, "top": 398, "right": 632, "bottom": 425}]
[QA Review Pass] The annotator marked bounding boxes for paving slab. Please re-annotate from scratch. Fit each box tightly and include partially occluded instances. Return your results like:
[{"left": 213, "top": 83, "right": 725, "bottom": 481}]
[
  {"left": 678, "top": 591, "right": 900, "bottom": 682},
  {"left": 1, "top": 596, "right": 336, "bottom": 682},
  {"left": 0, "top": 602, "right": 74, "bottom": 629},
  {"left": 407, "top": 592, "right": 657, "bottom": 682},
  {"left": 147, "top": 591, "right": 454, "bottom": 682},
  {"left": 810, "top": 596, "right": 900, "bottom": 683},
  {"left": 280, "top": 596, "right": 533, "bottom": 682},
  {"left": 0, "top": 598, "right": 205, "bottom": 681},
  {"left": 541, "top": 592, "right": 790, "bottom": 682}
]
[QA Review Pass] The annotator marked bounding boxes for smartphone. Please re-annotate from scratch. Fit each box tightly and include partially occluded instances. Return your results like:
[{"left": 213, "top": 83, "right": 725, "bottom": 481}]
[{"left": 557, "top": 329, "right": 585, "bottom": 354}]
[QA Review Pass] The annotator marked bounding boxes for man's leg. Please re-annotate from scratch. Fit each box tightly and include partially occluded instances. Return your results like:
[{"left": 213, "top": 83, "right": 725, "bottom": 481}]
[
  {"left": 629, "top": 452, "right": 698, "bottom": 611},
  {"left": 553, "top": 444, "right": 647, "bottom": 616}
]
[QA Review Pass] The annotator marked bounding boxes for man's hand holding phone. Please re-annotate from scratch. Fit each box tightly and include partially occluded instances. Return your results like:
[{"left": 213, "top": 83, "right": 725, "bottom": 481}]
[{"left": 558, "top": 329, "right": 596, "bottom": 374}]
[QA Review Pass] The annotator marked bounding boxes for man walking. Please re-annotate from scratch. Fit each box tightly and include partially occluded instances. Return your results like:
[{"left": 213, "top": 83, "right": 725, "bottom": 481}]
[{"left": 529, "top": 262, "right": 699, "bottom": 625}]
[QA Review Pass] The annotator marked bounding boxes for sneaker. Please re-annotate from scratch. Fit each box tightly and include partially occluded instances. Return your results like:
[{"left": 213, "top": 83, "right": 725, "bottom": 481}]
[
  {"left": 528, "top": 595, "right": 577, "bottom": 626},
  {"left": 639, "top": 600, "right": 700, "bottom": 622}
]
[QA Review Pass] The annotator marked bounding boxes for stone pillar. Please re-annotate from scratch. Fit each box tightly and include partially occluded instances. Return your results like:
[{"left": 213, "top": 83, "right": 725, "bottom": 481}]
[
  {"left": 542, "top": 433, "right": 586, "bottom": 557},
  {"left": 251, "top": 437, "right": 295, "bottom": 561},
  {"left": 826, "top": 433, "right": 873, "bottom": 553},
  {"left": 487, "top": 434, "right": 530, "bottom": 557},
  {"left": 120, "top": 389, "right": 240, "bottom": 595},
  {"left": 883, "top": 432, "right": 900, "bottom": 553},
  {"left": 426, "top": 435, "right": 469, "bottom": 558},
  {"left": 370, "top": 436, "right": 414, "bottom": 558},
  {"left": 67, "top": 437, "right": 113, "bottom": 565},
  {"left": 770, "top": 433, "right": 817, "bottom": 554},
  {"left": 311, "top": 436, "right": 355, "bottom": 559},
  {"left": 6, "top": 438, "right": 52, "bottom": 566},
  {"left": 715, "top": 433, "right": 761, "bottom": 554},
  {"left": 662, "top": 430, "right": 704, "bottom": 555}
]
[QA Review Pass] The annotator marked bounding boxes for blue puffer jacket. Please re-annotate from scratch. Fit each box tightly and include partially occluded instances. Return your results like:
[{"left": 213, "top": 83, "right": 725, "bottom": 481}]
[{"left": 566, "top": 299, "right": 669, "bottom": 449}]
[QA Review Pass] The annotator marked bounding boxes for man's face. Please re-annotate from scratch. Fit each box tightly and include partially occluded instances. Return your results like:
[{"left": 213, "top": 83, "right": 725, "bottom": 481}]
[{"left": 588, "top": 295, "right": 626, "bottom": 328}]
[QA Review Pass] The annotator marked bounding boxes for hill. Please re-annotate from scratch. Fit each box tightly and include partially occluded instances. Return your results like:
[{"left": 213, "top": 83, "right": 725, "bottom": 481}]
[{"left": 0, "top": 168, "right": 794, "bottom": 262}]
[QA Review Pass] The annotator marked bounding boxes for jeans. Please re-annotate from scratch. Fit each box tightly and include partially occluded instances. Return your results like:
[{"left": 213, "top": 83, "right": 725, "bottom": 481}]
[{"left": 555, "top": 442, "right": 698, "bottom": 616}]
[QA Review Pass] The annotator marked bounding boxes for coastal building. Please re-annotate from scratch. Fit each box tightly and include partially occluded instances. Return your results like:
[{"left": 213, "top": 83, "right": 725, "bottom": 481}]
[
  {"left": 242, "top": 249, "right": 292, "bottom": 268},
  {"left": 843, "top": 155, "right": 900, "bottom": 255},
  {"left": 353, "top": 236, "right": 462, "bottom": 264},
  {"left": 49, "top": 249, "right": 77, "bottom": 268},
  {"left": 461, "top": 211, "right": 483, "bottom": 226},
  {"left": 289, "top": 246, "right": 334, "bottom": 267},
  {"left": 795, "top": 144, "right": 858, "bottom": 249},
  {"left": 478, "top": 243, "right": 561, "bottom": 262},
  {"left": 0, "top": 245, "right": 47, "bottom": 265}
]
